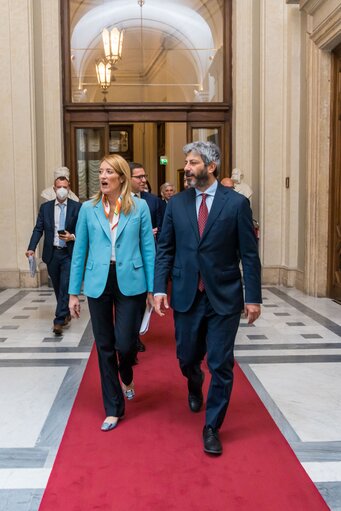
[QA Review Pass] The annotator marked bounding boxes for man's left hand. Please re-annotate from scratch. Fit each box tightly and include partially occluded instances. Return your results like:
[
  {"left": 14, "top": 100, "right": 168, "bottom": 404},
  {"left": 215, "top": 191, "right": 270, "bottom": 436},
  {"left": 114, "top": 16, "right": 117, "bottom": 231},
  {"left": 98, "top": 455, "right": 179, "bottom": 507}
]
[{"left": 244, "top": 304, "right": 261, "bottom": 325}]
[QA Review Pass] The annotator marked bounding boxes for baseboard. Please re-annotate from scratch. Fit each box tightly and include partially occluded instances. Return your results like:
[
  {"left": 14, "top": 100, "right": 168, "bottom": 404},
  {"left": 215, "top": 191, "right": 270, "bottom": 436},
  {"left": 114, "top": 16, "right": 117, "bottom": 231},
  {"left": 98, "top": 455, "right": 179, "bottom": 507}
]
[
  {"left": 0, "top": 269, "right": 49, "bottom": 288},
  {"left": 262, "top": 267, "right": 304, "bottom": 291}
]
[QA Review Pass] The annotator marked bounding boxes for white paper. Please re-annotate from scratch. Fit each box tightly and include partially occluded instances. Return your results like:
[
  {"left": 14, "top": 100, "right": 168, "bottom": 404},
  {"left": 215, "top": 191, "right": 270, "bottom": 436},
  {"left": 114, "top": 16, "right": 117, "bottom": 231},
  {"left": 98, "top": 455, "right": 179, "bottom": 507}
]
[
  {"left": 28, "top": 255, "right": 37, "bottom": 277},
  {"left": 139, "top": 305, "right": 153, "bottom": 335}
]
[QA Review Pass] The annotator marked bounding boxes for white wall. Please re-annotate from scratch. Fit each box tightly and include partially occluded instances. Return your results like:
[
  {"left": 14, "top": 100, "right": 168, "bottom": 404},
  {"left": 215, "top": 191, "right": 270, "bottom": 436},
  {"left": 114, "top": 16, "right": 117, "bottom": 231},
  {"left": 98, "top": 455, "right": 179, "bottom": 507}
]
[
  {"left": 0, "top": 0, "right": 64, "bottom": 288},
  {"left": 0, "top": 0, "right": 37, "bottom": 287},
  {"left": 233, "top": 0, "right": 305, "bottom": 287}
]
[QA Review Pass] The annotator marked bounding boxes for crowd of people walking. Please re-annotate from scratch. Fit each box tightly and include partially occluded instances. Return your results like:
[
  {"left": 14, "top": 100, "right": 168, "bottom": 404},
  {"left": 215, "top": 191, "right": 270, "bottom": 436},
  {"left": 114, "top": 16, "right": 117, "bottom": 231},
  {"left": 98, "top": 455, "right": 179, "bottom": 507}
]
[{"left": 26, "top": 141, "right": 261, "bottom": 455}]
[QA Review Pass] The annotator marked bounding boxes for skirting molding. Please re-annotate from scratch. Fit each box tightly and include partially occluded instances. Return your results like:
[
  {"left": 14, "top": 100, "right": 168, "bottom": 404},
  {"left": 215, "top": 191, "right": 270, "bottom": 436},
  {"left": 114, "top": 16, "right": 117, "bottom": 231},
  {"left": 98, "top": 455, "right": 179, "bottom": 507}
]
[
  {"left": 0, "top": 269, "right": 48, "bottom": 289},
  {"left": 0, "top": 271, "right": 21, "bottom": 289},
  {"left": 262, "top": 267, "right": 304, "bottom": 291}
]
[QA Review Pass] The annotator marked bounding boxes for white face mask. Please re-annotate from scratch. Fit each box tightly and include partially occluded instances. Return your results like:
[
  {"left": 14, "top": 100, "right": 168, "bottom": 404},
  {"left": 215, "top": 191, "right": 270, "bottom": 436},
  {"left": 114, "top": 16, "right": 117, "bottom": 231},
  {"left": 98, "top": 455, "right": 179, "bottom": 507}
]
[{"left": 56, "top": 187, "right": 68, "bottom": 201}]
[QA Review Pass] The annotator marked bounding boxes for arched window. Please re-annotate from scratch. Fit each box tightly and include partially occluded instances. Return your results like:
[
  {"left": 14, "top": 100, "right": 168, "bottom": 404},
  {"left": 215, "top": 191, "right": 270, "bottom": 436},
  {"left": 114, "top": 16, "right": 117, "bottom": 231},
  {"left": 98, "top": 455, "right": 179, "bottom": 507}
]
[{"left": 67, "top": 0, "right": 226, "bottom": 104}]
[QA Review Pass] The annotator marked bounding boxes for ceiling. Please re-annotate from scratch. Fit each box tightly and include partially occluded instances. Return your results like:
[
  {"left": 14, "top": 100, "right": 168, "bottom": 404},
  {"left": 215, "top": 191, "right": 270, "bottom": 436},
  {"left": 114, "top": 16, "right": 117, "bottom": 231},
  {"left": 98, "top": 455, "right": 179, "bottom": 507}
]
[{"left": 69, "top": 0, "right": 223, "bottom": 102}]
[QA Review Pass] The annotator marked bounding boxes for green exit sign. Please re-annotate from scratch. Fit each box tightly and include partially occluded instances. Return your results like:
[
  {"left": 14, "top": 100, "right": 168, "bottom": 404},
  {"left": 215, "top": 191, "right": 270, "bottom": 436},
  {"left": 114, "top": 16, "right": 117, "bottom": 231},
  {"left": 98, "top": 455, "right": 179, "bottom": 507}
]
[{"left": 160, "top": 156, "right": 168, "bottom": 165}]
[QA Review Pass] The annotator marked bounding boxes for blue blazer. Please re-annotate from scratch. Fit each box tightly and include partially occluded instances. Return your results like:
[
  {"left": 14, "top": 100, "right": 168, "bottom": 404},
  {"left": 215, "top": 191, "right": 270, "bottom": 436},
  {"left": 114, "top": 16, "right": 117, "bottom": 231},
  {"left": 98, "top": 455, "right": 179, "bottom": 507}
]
[
  {"left": 154, "top": 183, "right": 262, "bottom": 315},
  {"left": 69, "top": 197, "right": 155, "bottom": 298},
  {"left": 27, "top": 199, "right": 82, "bottom": 264}
]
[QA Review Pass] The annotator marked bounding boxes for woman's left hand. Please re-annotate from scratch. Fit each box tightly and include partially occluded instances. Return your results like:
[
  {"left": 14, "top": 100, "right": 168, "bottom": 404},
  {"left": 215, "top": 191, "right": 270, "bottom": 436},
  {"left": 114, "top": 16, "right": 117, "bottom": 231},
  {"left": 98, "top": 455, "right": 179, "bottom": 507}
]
[{"left": 146, "top": 292, "right": 154, "bottom": 309}]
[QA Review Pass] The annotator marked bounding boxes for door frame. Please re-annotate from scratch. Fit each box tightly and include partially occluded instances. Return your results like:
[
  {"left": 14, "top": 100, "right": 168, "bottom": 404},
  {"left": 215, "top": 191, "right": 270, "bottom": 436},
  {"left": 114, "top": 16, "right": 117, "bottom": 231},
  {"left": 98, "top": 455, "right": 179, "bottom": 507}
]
[
  {"left": 328, "top": 44, "right": 341, "bottom": 300},
  {"left": 62, "top": 0, "right": 233, "bottom": 182}
]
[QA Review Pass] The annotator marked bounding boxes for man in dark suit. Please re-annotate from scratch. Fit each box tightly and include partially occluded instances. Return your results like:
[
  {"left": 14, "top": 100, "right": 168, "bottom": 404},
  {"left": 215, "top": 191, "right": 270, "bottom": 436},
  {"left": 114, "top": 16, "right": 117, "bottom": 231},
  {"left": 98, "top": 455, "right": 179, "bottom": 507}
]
[
  {"left": 129, "top": 162, "right": 163, "bottom": 352},
  {"left": 129, "top": 162, "right": 163, "bottom": 238},
  {"left": 154, "top": 141, "right": 262, "bottom": 455},
  {"left": 26, "top": 176, "right": 82, "bottom": 336},
  {"left": 159, "top": 181, "right": 176, "bottom": 225}
]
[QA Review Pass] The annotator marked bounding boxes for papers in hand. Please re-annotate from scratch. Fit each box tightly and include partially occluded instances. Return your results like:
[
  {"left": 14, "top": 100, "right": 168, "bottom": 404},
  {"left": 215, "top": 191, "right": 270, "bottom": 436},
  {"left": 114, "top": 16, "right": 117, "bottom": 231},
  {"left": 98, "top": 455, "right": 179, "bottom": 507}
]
[
  {"left": 28, "top": 255, "right": 37, "bottom": 277},
  {"left": 139, "top": 304, "right": 153, "bottom": 335}
]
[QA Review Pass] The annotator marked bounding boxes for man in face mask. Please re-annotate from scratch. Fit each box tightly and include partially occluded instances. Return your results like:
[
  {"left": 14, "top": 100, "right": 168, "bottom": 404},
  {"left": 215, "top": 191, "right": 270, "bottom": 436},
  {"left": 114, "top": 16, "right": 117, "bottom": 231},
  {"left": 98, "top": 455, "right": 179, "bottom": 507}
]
[
  {"left": 26, "top": 176, "right": 82, "bottom": 335},
  {"left": 40, "top": 166, "right": 79, "bottom": 202}
]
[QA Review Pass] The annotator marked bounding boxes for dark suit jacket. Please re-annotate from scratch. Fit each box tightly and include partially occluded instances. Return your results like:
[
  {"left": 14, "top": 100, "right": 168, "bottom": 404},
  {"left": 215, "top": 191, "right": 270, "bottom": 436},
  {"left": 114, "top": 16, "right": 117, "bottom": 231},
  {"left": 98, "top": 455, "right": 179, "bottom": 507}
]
[
  {"left": 27, "top": 199, "right": 82, "bottom": 265},
  {"left": 159, "top": 198, "right": 167, "bottom": 225},
  {"left": 140, "top": 191, "right": 163, "bottom": 233},
  {"left": 154, "top": 183, "right": 262, "bottom": 315}
]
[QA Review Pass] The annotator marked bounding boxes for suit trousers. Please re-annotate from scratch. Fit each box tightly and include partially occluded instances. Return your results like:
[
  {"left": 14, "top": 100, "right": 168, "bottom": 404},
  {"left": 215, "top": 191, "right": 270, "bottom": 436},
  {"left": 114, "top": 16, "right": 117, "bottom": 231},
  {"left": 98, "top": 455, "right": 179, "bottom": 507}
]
[
  {"left": 88, "top": 264, "right": 146, "bottom": 417},
  {"left": 174, "top": 290, "right": 241, "bottom": 430},
  {"left": 47, "top": 247, "right": 71, "bottom": 325}
]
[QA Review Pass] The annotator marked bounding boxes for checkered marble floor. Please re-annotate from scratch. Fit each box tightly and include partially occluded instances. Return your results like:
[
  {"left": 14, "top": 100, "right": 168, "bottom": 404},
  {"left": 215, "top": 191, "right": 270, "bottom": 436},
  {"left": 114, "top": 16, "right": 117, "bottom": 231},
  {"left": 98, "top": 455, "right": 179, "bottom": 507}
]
[{"left": 0, "top": 286, "right": 340, "bottom": 511}]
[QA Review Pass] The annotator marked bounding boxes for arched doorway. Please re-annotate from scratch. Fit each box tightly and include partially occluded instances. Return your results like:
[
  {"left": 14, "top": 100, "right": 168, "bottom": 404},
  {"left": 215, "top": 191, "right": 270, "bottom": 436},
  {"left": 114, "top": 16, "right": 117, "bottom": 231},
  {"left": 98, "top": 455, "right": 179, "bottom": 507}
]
[{"left": 62, "top": 0, "right": 232, "bottom": 198}]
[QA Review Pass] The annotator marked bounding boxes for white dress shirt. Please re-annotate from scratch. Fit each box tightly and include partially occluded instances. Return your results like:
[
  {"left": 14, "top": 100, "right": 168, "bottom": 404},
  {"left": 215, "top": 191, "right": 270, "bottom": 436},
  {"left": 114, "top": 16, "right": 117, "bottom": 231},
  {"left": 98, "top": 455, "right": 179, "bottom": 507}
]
[{"left": 53, "top": 199, "right": 68, "bottom": 246}]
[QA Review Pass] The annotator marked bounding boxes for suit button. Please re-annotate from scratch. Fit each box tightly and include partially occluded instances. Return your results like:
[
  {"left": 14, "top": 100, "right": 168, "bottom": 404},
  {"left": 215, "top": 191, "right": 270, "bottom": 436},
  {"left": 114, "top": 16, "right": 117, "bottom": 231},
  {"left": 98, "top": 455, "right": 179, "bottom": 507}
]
[
  {"left": 116, "top": 244, "right": 120, "bottom": 248},
  {"left": 118, "top": 262, "right": 122, "bottom": 266}
]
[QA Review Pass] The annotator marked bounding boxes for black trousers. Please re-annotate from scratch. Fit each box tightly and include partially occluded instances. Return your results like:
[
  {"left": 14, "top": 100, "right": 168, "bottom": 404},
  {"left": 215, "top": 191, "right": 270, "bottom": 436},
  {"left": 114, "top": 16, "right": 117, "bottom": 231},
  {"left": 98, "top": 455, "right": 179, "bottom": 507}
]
[
  {"left": 47, "top": 247, "right": 71, "bottom": 325},
  {"left": 88, "top": 264, "right": 146, "bottom": 417},
  {"left": 174, "top": 290, "right": 241, "bottom": 430}
]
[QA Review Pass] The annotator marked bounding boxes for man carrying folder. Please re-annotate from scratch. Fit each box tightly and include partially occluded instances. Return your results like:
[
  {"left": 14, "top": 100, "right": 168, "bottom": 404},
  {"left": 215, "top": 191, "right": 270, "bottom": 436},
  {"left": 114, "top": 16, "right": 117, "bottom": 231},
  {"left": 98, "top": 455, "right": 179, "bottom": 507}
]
[{"left": 26, "top": 174, "right": 81, "bottom": 335}]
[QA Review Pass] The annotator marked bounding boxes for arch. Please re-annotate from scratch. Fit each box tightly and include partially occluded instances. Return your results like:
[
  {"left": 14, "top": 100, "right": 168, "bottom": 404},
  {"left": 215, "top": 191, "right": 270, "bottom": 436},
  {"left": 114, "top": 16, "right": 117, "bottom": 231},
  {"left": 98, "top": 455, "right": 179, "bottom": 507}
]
[{"left": 70, "top": 0, "right": 219, "bottom": 96}]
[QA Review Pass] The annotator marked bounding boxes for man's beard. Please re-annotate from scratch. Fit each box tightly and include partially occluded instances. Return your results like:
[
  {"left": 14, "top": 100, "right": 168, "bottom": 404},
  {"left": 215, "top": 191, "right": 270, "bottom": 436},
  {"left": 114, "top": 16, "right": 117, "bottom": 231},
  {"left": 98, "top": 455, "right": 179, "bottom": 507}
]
[{"left": 186, "top": 166, "right": 209, "bottom": 188}]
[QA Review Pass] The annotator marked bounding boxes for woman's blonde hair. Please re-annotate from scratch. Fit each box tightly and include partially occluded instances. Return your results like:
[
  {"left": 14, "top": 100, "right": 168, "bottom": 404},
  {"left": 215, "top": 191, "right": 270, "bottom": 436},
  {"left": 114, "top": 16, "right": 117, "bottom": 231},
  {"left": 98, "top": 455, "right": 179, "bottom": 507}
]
[{"left": 92, "top": 154, "right": 134, "bottom": 214}]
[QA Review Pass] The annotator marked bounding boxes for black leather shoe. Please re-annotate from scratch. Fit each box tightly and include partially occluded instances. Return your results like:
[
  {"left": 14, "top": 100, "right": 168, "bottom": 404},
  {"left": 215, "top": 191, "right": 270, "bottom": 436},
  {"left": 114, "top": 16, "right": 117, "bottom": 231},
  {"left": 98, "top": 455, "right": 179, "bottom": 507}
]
[
  {"left": 203, "top": 426, "right": 222, "bottom": 455},
  {"left": 137, "top": 339, "right": 146, "bottom": 352},
  {"left": 188, "top": 371, "right": 204, "bottom": 412},
  {"left": 188, "top": 393, "right": 203, "bottom": 412}
]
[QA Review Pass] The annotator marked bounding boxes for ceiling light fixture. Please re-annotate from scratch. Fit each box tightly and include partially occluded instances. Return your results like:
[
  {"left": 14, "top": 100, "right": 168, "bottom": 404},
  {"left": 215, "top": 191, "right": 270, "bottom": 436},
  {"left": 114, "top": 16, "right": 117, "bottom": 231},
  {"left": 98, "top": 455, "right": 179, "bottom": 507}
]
[
  {"left": 102, "top": 27, "right": 124, "bottom": 67},
  {"left": 95, "top": 59, "right": 111, "bottom": 102}
]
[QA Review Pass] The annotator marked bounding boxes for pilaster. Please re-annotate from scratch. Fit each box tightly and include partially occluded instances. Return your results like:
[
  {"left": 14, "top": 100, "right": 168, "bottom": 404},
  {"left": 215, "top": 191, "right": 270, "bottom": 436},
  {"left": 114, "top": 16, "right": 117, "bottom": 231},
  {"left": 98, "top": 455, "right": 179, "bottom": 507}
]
[
  {"left": 304, "top": 39, "right": 331, "bottom": 295},
  {"left": 33, "top": 0, "right": 64, "bottom": 191},
  {"left": 0, "top": 0, "right": 38, "bottom": 287}
]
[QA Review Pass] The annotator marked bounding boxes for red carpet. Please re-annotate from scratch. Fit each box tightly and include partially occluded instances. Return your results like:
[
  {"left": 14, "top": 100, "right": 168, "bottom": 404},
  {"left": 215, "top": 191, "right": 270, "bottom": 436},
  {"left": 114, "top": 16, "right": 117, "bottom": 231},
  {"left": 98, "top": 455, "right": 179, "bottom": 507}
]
[{"left": 39, "top": 312, "right": 329, "bottom": 511}]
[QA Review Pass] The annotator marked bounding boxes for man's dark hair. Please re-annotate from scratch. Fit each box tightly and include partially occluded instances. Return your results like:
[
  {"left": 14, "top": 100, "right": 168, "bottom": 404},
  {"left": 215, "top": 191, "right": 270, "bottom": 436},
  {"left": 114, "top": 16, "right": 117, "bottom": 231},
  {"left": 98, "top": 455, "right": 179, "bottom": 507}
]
[
  {"left": 128, "top": 162, "right": 144, "bottom": 176},
  {"left": 54, "top": 176, "right": 69, "bottom": 185}
]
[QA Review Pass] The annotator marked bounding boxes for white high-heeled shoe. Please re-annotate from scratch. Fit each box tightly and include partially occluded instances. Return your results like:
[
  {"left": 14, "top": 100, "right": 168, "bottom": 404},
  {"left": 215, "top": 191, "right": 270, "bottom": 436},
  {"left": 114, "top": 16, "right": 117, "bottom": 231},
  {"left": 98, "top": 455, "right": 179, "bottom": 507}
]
[
  {"left": 101, "top": 416, "right": 123, "bottom": 431},
  {"left": 122, "top": 381, "right": 135, "bottom": 400}
]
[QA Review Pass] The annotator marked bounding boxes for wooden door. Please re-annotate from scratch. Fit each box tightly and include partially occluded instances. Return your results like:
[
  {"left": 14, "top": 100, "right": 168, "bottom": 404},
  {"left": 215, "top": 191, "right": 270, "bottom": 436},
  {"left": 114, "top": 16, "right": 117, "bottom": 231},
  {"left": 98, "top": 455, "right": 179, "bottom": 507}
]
[
  {"left": 328, "top": 44, "right": 341, "bottom": 301},
  {"left": 157, "top": 122, "right": 166, "bottom": 194}
]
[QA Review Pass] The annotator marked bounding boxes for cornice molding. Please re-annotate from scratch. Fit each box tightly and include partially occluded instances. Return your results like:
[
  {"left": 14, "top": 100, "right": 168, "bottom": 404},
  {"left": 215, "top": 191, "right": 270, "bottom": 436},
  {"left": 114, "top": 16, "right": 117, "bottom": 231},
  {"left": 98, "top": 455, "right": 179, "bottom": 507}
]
[
  {"left": 309, "top": 5, "right": 341, "bottom": 49},
  {"left": 300, "top": 0, "right": 324, "bottom": 15},
  {"left": 312, "top": 7, "right": 341, "bottom": 49},
  {"left": 300, "top": 0, "right": 341, "bottom": 50}
]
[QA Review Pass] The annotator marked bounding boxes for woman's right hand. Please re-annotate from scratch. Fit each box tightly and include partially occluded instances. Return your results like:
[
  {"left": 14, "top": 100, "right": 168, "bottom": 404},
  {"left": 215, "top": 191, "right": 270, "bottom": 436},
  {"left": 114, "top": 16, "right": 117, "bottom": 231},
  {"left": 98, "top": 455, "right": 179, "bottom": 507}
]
[{"left": 69, "top": 295, "right": 81, "bottom": 318}]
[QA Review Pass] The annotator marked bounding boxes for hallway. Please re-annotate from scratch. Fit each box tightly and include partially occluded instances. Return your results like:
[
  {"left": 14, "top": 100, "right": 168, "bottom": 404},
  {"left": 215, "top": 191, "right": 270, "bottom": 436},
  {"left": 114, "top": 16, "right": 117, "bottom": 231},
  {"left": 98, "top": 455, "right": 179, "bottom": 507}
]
[{"left": 0, "top": 285, "right": 340, "bottom": 510}]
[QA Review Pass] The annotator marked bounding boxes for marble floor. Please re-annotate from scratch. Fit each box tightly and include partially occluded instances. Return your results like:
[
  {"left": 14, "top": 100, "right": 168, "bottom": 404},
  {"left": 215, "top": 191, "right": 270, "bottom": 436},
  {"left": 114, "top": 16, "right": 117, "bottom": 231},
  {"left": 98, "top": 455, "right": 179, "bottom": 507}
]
[{"left": 0, "top": 285, "right": 340, "bottom": 510}]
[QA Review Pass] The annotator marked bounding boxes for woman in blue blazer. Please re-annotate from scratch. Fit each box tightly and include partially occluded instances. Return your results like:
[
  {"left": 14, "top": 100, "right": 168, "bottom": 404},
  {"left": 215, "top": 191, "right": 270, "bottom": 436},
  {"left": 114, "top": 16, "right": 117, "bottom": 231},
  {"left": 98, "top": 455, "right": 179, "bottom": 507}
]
[{"left": 69, "top": 154, "right": 155, "bottom": 431}]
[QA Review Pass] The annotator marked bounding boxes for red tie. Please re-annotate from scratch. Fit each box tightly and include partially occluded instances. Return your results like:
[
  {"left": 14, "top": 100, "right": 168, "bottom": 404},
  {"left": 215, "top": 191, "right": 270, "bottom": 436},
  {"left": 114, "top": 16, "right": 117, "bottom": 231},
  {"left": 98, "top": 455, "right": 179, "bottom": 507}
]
[{"left": 198, "top": 194, "right": 208, "bottom": 291}]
